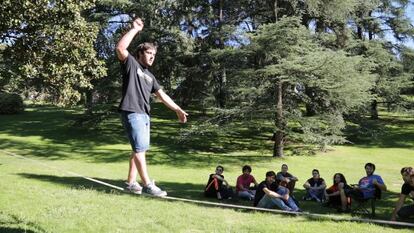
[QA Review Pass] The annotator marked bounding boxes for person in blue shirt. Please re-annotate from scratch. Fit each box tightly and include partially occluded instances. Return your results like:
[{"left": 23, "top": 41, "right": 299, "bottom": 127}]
[{"left": 338, "top": 163, "right": 387, "bottom": 212}]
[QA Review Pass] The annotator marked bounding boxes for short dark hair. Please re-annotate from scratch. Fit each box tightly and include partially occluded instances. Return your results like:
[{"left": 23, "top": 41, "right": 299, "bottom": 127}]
[
  {"left": 364, "top": 162, "right": 376, "bottom": 171},
  {"left": 266, "top": 171, "right": 276, "bottom": 177},
  {"left": 216, "top": 165, "right": 224, "bottom": 171},
  {"left": 135, "top": 42, "right": 158, "bottom": 58},
  {"left": 242, "top": 165, "right": 252, "bottom": 173},
  {"left": 401, "top": 167, "right": 412, "bottom": 175},
  {"left": 281, "top": 164, "right": 288, "bottom": 168},
  {"left": 312, "top": 169, "right": 319, "bottom": 175}
]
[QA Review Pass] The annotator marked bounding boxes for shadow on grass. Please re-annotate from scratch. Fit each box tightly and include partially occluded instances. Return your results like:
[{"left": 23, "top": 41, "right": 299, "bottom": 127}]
[
  {"left": 0, "top": 104, "right": 275, "bottom": 167},
  {"left": 17, "top": 172, "right": 413, "bottom": 225},
  {"left": 345, "top": 115, "right": 414, "bottom": 149},
  {"left": 1, "top": 104, "right": 413, "bottom": 168},
  {"left": 0, "top": 211, "right": 46, "bottom": 233}
]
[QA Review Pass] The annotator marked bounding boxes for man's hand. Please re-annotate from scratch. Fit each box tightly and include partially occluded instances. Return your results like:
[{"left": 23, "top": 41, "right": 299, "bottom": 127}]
[
  {"left": 282, "top": 193, "right": 289, "bottom": 201},
  {"left": 175, "top": 108, "right": 188, "bottom": 123},
  {"left": 132, "top": 17, "right": 144, "bottom": 31}
]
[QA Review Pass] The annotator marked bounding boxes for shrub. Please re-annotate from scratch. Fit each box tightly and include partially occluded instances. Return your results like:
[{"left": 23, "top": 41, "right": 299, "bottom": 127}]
[{"left": 0, "top": 92, "right": 24, "bottom": 114}]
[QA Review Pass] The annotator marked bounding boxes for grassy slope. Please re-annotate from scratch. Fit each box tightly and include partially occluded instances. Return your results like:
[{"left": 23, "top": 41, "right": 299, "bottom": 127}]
[{"left": 0, "top": 104, "right": 413, "bottom": 232}]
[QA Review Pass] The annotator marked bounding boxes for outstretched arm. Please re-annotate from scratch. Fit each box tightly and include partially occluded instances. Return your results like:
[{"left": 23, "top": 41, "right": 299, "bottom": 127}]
[
  {"left": 116, "top": 17, "right": 144, "bottom": 61},
  {"left": 155, "top": 89, "right": 188, "bottom": 123}
]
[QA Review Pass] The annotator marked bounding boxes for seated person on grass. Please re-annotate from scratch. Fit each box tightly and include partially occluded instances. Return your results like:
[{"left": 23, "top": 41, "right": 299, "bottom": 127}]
[
  {"left": 236, "top": 165, "right": 258, "bottom": 201},
  {"left": 204, "top": 165, "right": 233, "bottom": 200},
  {"left": 253, "top": 171, "right": 300, "bottom": 212},
  {"left": 391, "top": 167, "right": 414, "bottom": 221},
  {"left": 303, "top": 169, "right": 326, "bottom": 202},
  {"left": 324, "top": 173, "right": 350, "bottom": 208},
  {"left": 339, "top": 162, "right": 387, "bottom": 212},
  {"left": 276, "top": 164, "right": 298, "bottom": 195}
]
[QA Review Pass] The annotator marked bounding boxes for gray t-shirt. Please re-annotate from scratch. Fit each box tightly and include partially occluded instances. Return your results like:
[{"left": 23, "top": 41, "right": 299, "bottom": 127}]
[{"left": 118, "top": 54, "right": 161, "bottom": 115}]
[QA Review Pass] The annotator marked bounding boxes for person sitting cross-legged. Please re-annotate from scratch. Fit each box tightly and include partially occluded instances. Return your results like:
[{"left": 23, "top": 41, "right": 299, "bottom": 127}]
[
  {"left": 253, "top": 171, "right": 300, "bottom": 212},
  {"left": 303, "top": 169, "right": 326, "bottom": 203},
  {"left": 236, "top": 165, "right": 258, "bottom": 201},
  {"left": 276, "top": 164, "right": 298, "bottom": 196}
]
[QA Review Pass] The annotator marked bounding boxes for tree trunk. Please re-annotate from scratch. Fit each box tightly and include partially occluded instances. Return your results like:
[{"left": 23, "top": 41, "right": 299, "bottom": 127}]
[
  {"left": 305, "top": 87, "right": 316, "bottom": 116},
  {"left": 370, "top": 99, "right": 378, "bottom": 119},
  {"left": 273, "top": 0, "right": 278, "bottom": 23},
  {"left": 273, "top": 80, "right": 284, "bottom": 157},
  {"left": 216, "top": 68, "right": 227, "bottom": 108},
  {"left": 368, "top": 11, "right": 373, "bottom": 40},
  {"left": 357, "top": 26, "right": 363, "bottom": 40}
]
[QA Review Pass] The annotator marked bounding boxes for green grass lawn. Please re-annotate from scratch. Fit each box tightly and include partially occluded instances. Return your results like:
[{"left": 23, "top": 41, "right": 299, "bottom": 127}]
[{"left": 0, "top": 104, "right": 413, "bottom": 232}]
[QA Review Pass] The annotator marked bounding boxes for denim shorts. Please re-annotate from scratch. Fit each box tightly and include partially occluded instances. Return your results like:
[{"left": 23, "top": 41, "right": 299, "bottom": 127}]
[{"left": 120, "top": 111, "right": 150, "bottom": 152}]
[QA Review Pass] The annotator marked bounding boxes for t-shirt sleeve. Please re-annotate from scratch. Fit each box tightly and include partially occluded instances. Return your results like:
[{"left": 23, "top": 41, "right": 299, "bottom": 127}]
[
  {"left": 151, "top": 77, "right": 161, "bottom": 93},
  {"left": 258, "top": 182, "right": 266, "bottom": 192},
  {"left": 376, "top": 175, "right": 385, "bottom": 185},
  {"left": 121, "top": 53, "right": 136, "bottom": 74}
]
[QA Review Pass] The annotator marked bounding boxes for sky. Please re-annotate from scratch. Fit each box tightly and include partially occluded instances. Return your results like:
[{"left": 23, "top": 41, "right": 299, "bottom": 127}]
[{"left": 404, "top": 3, "right": 414, "bottom": 48}]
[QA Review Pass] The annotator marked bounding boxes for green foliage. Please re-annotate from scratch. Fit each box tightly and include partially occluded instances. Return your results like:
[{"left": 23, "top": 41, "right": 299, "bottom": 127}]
[
  {"left": 183, "top": 17, "right": 375, "bottom": 152},
  {"left": 0, "top": 92, "right": 24, "bottom": 114},
  {"left": 0, "top": 0, "right": 106, "bottom": 106}
]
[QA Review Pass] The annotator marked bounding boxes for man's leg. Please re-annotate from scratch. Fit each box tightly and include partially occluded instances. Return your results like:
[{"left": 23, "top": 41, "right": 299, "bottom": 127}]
[
  {"left": 285, "top": 197, "right": 300, "bottom": 211},
  {"left": 275, "top": 186, "right": 297, "bottom": 211},
  {"left": 398, "top": 204, "right": 414, "bottom": 219},
  {"left": 309, "top": 189, "right": 324, "bottom": 202},
  {"left": 128, "top": 151, "right": 150, "bottom": 186},
  {"left": 238, "top": 190, "right": 254, "bottom": 200},
  {"left": 338, "top": 183, "right": 349, "bottom": 211},
  {"left": 257, "top": 195, "right": 275, "bottom": 209}
]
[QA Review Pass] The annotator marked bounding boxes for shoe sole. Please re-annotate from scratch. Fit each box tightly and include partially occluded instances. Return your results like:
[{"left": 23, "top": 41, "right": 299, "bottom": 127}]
[
  {"left": 125, "top": 189, "right": 142, "bottom": 195},
  {"left": 142, "top": 192, "right": 168, "bottom": 197}
]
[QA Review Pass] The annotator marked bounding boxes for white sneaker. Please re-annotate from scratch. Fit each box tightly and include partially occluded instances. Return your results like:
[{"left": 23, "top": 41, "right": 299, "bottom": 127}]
[
  {"left": 143, "top": 181, "right": 167, "bottom": 197},
  {"left": 125, "top": 181, "right": 142, "bottom": 194}
]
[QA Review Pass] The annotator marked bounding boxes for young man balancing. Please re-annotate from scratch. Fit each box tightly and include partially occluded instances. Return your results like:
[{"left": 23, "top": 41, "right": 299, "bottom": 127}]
[{"left": 116, "top": 17, "right": 188, "bottom": 196}]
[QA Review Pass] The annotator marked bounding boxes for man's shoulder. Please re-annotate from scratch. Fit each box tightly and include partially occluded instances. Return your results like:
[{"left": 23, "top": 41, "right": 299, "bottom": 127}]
[{"left": 369, "top": 174, "right": 384, "bottom": 181}]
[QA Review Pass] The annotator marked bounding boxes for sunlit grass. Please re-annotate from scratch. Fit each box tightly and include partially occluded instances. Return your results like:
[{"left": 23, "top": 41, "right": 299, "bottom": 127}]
[{"left": 0, "top": 104, "right": 413, "bottom": 232}]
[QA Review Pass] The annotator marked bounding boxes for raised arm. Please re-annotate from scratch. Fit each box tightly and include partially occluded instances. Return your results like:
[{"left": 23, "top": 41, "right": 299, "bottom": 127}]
[
  {"left": 116, "top": 18, "right": 144, "bottom": 61},
  {"left": 155, "top": 89, "right": 188, "bottom": 123}
]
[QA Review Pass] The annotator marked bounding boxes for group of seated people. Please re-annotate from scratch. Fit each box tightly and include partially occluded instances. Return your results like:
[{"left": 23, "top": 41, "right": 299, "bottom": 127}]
[{"left": 204, "top": 163, "right": 414, "bottom": 221}]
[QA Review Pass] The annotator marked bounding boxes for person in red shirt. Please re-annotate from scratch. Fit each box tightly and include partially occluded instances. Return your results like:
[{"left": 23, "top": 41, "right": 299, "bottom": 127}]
[
  {"left": 324, "top": 173, "right": 349, "bottom": 208},
  {"left": 236, "top": 165, "right": 258, "bottom": 200}
]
